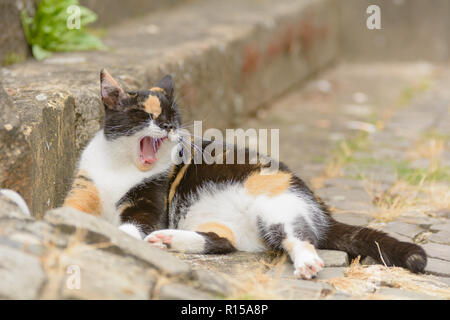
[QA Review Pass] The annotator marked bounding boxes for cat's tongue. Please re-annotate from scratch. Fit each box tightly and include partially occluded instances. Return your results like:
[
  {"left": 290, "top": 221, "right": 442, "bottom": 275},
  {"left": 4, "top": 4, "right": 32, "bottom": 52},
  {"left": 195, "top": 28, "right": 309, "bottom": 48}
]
[{"left": 141, "top": 137, "right": 157, "bottom": 164}]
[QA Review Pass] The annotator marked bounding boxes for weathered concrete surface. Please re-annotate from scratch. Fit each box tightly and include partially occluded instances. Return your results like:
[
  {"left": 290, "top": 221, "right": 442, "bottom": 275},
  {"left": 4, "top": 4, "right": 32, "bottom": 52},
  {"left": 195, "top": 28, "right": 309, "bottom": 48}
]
[
  {"left": 157, "top": 283, "right": 216, "bottom": 300},
  {"left": 375, "top": 287, "right": 438, "bottom": 300},
  {"left": 0, "top": 197, "right": 237, "bottom": 299},
  {"left": 181, "top": 249, "right": 348, "bottom": 275},
  {"left": 0, "top": 83, "right": 78, "bottom": 217},
  {"left": 275, "top": 279, "right": 335, "bottom": 299},
  {"left": 180, "top": 250, "right": 350, "bottom": 299},
  {"left": 80, "top": 0, "right": 185, "bottom": 27},
  {"left": 0, "top": 245, "right": 46, "bottom": 299},
  {"left": 1, "top": 0, "right": 338, "bottom": 217},
  {"left": 44, "top": 208, "right": 191, "bottom": 276},
  {"left": 0, "top": 79, "right": 33, "bottom": 206}
]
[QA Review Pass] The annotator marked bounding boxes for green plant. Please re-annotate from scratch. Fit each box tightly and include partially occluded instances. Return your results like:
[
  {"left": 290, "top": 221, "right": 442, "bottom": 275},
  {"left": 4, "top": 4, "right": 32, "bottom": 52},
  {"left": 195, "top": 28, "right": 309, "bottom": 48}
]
[{"left": 21, "top": 0, "right": 104, "bottom": 60}]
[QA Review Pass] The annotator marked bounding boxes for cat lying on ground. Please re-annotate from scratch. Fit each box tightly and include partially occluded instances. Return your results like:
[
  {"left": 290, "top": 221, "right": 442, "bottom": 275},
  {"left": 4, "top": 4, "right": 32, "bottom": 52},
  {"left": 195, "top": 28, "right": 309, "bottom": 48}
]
[{"left": 61, "top": 69, "right": 427, "bottom": 279}]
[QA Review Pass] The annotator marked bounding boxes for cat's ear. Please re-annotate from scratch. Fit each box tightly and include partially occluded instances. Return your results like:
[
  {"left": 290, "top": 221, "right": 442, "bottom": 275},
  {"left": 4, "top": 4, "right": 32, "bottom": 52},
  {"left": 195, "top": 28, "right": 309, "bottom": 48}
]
[
  {"left": 100, "top": 69, "right": 127, "bottom": 110},
  {"left": 155, "top": 75, "right": 175, "bottom": 100}
]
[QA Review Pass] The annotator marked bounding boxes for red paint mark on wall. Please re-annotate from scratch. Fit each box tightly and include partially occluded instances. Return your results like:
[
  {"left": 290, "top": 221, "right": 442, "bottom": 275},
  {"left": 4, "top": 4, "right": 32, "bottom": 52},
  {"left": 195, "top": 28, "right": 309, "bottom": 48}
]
[
  {"left": 240, "top": 15, "right": 329, "bottom": 77},
  {"left": 241, "top": 44, "right": 261, "bottom": 75},
  {"left": 265, "top": 25, "right": 296, "bottom": 62},
  {"left": 298, "top": 18, "right": 329, "bottom": 58}
]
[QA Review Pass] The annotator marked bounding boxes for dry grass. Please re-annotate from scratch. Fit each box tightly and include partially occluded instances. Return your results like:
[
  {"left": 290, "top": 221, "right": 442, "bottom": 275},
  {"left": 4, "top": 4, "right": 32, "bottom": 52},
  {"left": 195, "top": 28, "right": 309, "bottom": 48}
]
[
  {"left": 362, "top": 179, "right": 450, "bottom": 222},
  {"left": 409, "top": 137, "right": 445, "bottom": 169},
  {"left": 310, "top": 132, "right": 369, "bottom": 189},
  {"left": 361, "top": 130, "right": 450, "bottom": 222},
  {"left": 223, "top": 256, "right": 286, "bottom": 300},
  {"left": 324, "top": 257, "right": 450, "bottom": 299}
]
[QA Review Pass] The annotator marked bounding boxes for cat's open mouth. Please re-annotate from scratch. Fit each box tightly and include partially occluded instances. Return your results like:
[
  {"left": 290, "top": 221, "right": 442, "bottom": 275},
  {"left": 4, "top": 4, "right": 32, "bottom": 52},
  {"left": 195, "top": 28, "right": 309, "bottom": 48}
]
[{"left": 138, "top": 136, "right": 167, "bottom": 167}]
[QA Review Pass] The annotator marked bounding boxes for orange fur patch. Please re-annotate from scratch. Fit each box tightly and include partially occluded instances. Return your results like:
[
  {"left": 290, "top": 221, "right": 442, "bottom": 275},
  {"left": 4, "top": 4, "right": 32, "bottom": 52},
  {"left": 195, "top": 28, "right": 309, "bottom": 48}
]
[
  {"left": 244, "top": 171, "right": 292, "bottom": 197},
  {"left": 196, "top": 222, "right": 236, "bottom": 246},
  {"left": 143, "top": 95, "right": 162, "bottom": 118},
  {"left": 303, "top": 241, "right": 317, "bottom": 254},
  {"left": 150, "top": 86, "right": 165, "bottom": 93},
  {"left": 63, "top": 170, "right": 101, "bottom": 216},
  {"left": 168, "top": 164, "right": 190, "bottom": 204},
  {"left": 282, "top": 239, "right": 317, "bottom": 257},
  {"left": 282, "top": 239, "right": 294, "bottom": 256}
]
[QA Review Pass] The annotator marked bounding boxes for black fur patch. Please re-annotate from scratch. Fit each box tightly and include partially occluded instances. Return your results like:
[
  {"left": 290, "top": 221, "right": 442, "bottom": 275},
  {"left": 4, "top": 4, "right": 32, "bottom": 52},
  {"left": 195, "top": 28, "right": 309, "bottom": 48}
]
[
  {"left": 256, "top": 217, "right": 286, "bottom": 250},
  {"left": 292, "top": 215, "right": 318, "bottom": 245},
  {"left": 104, "top": 108, "right": 152, "bottom": 140},
  {"left": 117, "top": 171, "right": 170, "bottom": 235},
  {"left": 197, "top": 231, "right": 236, "bottom": 254},
  {"left": 318, "top": 218, "right": 427, "bottom": 273}
]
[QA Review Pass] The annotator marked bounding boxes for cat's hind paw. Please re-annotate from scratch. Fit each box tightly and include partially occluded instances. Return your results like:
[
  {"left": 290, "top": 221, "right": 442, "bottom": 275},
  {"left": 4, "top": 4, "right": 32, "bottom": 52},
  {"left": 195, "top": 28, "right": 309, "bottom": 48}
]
[{"left": 293, "top": 255, "right": 324, "bottom": 280}]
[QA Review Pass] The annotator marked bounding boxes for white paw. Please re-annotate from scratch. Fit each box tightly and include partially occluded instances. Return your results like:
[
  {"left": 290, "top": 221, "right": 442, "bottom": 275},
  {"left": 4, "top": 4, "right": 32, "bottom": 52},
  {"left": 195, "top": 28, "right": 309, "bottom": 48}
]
[
  {"left": 144, "top": 229, "right": 205, "bottom": 253},
  {"left": 293, "top": 252, "right": 324, "bottom": 280},
  {"left": 144, "top": 230, "right": 174, "bottom": 250}
]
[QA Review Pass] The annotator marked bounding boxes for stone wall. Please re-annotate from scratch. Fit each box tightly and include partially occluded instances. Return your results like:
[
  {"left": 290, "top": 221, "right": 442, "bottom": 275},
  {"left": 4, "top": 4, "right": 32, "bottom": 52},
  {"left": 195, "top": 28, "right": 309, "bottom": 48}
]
[{"left": 0, "top": 0, "right": 34, "bottom": 66}]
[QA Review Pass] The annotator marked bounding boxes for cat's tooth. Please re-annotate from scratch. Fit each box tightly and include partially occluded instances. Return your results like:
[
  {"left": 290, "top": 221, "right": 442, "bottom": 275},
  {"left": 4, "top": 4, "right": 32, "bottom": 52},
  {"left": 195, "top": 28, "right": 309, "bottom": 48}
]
[{"left": 152, "top": 138, "right": 156, "bottom": 153}]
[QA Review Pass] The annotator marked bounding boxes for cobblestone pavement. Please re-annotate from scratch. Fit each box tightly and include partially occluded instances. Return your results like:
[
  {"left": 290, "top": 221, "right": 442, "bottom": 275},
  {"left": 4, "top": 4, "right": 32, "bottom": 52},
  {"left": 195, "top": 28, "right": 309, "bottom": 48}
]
[{"left": 217, "top": 62, "right": 450, "bottom": 299}]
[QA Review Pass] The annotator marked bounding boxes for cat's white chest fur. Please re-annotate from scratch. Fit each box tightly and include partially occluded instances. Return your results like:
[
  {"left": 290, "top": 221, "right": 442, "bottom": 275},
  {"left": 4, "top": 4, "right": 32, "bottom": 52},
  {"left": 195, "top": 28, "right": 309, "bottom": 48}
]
[{"left": 78, "top": 131, "right": 172, "bottom": 225}]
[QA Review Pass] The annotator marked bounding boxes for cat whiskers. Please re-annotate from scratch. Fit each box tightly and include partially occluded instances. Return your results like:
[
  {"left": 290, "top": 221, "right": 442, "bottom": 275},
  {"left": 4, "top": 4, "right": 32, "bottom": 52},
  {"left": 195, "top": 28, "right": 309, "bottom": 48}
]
[{"left": 177, "top": 136, "right": 205, "bottom": 166}]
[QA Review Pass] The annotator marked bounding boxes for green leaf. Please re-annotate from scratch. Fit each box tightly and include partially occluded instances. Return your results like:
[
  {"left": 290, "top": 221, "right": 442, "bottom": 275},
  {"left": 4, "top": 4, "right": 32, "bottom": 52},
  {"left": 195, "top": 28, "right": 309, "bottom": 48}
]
[
  {"left": 21, "top": 0, "right": 104, "bottom": 60},
  {"left": 32, "top": 45, "right": 52, "bottom": 60}
]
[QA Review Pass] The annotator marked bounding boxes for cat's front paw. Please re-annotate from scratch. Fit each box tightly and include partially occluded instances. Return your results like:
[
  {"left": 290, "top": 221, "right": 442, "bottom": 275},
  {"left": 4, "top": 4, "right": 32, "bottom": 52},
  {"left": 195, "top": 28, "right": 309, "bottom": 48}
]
[
  {"left": 293, "top": 253, "right": 324, "bottom": 280},
  {"left": 144, "top": 229, "right": 205, "bottom": 253},
  {"left": 144, "top": 231, "right": 172, "bottom": 250}
]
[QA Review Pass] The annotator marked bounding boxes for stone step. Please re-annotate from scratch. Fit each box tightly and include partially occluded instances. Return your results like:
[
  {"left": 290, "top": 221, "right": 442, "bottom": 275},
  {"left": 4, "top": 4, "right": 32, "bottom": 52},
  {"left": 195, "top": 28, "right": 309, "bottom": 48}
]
[
  {"left": 80, "top": 0, "right": 187, "bottom": 27},
  {"left": 0, "top": 0, "right": 338, "bottom": 216}
]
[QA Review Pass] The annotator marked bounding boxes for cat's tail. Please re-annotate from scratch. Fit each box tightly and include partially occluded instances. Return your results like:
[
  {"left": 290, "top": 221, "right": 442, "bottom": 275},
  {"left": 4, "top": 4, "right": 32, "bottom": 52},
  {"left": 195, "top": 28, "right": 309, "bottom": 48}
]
[{"left": 319, "top": 217, "right": 427, "bottom": 273}]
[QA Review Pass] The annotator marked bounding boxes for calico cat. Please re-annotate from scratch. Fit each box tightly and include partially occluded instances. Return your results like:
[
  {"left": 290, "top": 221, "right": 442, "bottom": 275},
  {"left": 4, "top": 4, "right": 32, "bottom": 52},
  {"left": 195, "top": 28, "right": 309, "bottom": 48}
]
[{"left": 63, "top": 69, "right": 427, "bottom": 279}]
